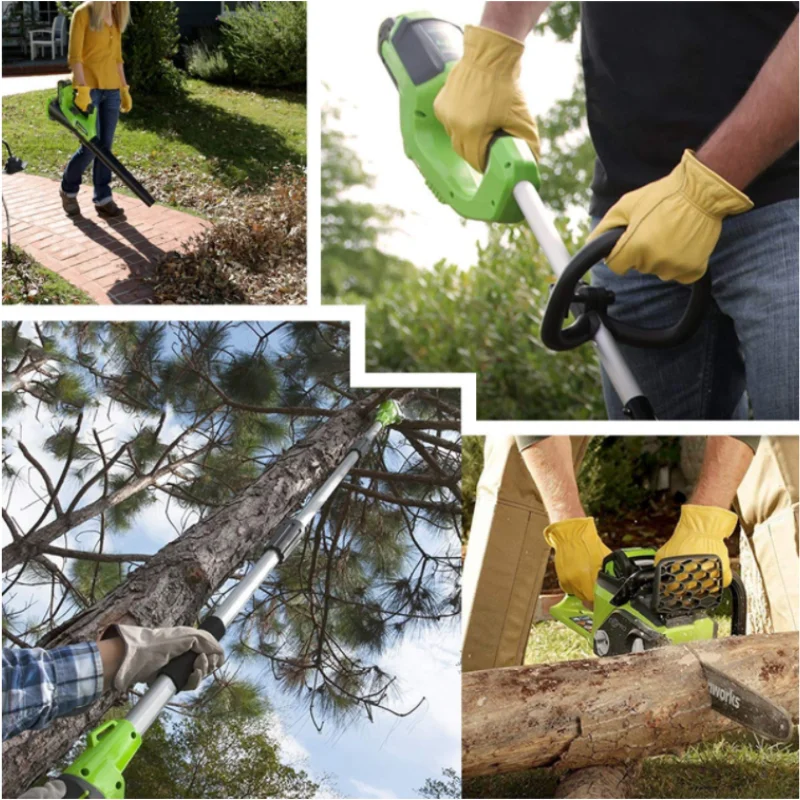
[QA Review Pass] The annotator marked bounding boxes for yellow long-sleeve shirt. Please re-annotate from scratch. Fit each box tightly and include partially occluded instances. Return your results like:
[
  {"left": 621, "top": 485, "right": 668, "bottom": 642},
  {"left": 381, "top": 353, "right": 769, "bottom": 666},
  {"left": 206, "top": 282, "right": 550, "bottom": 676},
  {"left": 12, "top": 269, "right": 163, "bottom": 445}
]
[{"left": 68, "top": 7, "right": 124, "bottom": 90}]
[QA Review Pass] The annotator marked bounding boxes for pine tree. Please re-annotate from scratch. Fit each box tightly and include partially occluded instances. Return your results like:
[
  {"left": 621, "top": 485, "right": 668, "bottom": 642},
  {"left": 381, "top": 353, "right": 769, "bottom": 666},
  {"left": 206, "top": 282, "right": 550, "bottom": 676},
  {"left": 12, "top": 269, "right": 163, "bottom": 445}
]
[{"left": 2, "top": 322, "right": 461, "bottom": 796}]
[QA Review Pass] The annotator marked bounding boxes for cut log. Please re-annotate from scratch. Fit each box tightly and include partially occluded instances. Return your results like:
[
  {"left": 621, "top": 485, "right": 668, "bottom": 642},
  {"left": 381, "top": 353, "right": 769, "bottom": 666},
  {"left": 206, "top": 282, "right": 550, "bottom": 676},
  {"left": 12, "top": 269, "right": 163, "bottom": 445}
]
[
  {"left": 555, "top": 763, "right": 642, "bottom": 799},
  {"left": 463, "top": 632, "right": 798, "bottom": 778}
]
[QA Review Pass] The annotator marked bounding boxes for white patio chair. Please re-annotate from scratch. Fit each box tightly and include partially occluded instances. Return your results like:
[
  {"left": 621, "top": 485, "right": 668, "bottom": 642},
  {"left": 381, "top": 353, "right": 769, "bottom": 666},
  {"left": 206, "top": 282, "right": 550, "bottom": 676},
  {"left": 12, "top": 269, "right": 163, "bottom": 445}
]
[{"left": 30, "top": 15, "right": 68, "bottom": 61}]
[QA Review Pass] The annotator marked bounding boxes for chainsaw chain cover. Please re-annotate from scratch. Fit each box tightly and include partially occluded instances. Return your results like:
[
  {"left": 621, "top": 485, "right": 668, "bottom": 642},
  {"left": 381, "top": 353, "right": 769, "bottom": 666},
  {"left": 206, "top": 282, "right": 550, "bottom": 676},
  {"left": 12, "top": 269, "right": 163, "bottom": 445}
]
[{"left": 594, "top": 608, "right": 669, "bottom": 656}]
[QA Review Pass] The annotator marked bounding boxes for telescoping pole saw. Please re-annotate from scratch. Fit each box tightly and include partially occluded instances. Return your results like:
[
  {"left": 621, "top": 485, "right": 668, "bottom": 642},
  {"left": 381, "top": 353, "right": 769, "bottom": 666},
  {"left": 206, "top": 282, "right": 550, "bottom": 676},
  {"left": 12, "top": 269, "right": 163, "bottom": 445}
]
[{"left": 57, "top": 400, "right": 404, "bottom": 799}]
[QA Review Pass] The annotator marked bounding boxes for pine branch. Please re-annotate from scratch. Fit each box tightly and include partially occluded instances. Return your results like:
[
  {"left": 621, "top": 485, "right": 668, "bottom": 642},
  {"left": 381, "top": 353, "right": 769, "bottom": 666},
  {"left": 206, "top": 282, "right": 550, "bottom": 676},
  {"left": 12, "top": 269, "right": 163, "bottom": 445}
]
[
  {"left": 340, "top": 482, "right": 459, "bottom": 513},
  {"left": 41, "top": 545, "right": 151, "bottom": 564}
]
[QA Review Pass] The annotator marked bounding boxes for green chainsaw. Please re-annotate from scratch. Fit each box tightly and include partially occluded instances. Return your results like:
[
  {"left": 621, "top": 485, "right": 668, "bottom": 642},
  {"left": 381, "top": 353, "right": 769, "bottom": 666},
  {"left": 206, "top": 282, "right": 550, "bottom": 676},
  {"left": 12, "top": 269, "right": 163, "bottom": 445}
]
[{"left": 550, "top": 547, "right": 793, "bottom": 741}]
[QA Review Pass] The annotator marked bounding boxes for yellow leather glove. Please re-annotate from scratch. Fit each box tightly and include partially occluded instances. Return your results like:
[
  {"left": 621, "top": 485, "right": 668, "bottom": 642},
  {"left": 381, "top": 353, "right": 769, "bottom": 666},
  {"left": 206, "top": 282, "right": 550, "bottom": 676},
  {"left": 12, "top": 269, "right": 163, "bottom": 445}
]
[
  {"left": 655, "top": 504, "right": 738, "bottom": 588},
  {"left": 589, "top": 149, "right": 753, "bottom": 284},
  {"left": 433, "top": 25, "right": 540, "bottom": 174},
  {"left": 120, "top": 86, "right": 133, "bottom": 114},
  {"left": 543, "top": 517, "right": 610, "bottom": 608},
  {"left": 73, "top": 84, "right": 92, "bottom": 113}
]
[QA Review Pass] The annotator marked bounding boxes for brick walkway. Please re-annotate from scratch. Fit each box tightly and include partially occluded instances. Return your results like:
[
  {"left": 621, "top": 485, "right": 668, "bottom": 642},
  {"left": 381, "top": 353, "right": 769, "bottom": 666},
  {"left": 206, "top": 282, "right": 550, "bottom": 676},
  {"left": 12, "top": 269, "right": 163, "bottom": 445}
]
[{"left": 1, "top": 173, "right": 211, "bottom": 304}]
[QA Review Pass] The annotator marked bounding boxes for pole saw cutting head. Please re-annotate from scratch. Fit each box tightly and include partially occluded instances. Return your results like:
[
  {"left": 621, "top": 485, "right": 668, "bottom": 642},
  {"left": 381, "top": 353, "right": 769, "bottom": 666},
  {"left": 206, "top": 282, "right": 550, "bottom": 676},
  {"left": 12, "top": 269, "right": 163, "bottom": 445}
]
[
  {"left": 378, "top": 11, "right": 540, "bottom": 223},
  {"left": 551, "top": 547, "right": 747, "bottom": 656}
]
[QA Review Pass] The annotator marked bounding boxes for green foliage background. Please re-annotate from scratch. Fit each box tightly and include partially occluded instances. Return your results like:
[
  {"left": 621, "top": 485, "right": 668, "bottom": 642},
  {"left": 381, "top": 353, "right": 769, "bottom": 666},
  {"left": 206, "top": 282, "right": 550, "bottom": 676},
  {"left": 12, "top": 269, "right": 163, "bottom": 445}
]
[
  {"left": 220, "top": 1, "right": 307, "bottom": 89},
  {"left": 461, "top": 436, "right": 683, "bottom": 540},
  {"left": 321, "top": 3, "right": 605, "bottom": 420}
]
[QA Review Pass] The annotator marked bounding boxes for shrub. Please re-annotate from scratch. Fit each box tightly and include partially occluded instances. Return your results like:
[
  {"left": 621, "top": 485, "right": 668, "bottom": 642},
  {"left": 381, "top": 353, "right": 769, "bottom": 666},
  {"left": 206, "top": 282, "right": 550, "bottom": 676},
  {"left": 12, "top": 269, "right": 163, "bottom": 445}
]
[
  {"left": 185, "top": 40, "right": 233, "bottom": 83},
  {"left": 365, "top": 223, "right": 605, "bottom": 421},
  {"left": 122, "top": 1, "right": 184, "bottom": 95},
  {"left": 58, "top": 0, "right": 185, "bottom": 96},
  {"left": 220, "top": 2, "right": 306, "bottom": 89},
  {"left": 578, "top": 437, "right": 681, "bottom": 519}
]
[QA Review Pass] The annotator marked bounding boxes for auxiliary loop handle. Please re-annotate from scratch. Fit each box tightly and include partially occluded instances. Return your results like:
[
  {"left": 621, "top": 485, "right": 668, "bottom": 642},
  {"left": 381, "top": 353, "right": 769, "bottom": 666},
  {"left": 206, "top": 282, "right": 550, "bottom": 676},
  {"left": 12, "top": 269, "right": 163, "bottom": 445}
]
[{"left": 541, "top": 227, "right": 711, "bottom": 352}]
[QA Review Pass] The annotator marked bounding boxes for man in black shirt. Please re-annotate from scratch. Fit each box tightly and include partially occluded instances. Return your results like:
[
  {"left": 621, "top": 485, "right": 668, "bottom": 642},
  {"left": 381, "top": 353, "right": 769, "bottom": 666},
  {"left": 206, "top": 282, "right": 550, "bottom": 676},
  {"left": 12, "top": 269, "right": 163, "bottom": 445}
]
[{"left": 435, "top": 2, "right": 799, "bottom": 420}]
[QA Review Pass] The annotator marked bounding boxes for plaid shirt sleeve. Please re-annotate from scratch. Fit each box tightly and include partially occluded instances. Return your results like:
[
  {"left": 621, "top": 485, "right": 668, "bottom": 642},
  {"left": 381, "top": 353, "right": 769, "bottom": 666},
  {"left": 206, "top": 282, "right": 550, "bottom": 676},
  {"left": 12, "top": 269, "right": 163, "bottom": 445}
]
[{"left": 2, "top": 643, "right": 103, "bottom": 741}]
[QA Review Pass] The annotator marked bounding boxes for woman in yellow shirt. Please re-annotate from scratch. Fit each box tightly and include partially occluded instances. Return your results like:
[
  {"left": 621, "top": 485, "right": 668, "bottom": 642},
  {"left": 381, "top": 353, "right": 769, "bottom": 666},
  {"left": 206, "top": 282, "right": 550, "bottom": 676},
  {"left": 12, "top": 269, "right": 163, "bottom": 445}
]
[{"left": 60, "top": 1, "right": 133, "bottom": 219}]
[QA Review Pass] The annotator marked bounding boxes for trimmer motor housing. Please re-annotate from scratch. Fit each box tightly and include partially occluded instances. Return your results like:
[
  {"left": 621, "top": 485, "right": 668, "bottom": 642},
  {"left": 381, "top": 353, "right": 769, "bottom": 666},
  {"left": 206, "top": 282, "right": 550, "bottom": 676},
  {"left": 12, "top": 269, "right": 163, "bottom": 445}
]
[
  {"left": 379, "top": 11, "right": 541, "bottom": 223},
  {"left": 551, "top": 547, "right": 746, "bottom": 657}
]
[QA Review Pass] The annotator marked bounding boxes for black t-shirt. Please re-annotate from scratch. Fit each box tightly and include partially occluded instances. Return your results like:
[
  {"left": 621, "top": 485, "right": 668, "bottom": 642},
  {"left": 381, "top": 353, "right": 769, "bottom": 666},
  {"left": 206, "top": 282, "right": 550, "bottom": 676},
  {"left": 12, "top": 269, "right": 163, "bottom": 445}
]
[{"left": 581, "top": 2, "right": 799, "bottom": 216}]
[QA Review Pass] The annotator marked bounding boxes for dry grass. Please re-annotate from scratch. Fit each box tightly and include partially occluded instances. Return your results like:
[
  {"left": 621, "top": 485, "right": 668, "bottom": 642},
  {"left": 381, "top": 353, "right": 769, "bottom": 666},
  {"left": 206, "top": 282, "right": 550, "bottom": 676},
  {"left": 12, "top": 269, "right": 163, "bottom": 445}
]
[{"left": 145, "top": 165, "right": 306, "bottom": 305}]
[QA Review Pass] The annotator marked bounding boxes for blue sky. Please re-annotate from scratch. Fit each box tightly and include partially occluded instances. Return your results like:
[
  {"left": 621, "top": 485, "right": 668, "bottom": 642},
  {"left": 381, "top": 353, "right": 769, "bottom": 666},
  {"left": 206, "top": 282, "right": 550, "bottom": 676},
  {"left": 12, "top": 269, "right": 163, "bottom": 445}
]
[{"left": 2, "top": 321, "right": 460, "bottom": 798}]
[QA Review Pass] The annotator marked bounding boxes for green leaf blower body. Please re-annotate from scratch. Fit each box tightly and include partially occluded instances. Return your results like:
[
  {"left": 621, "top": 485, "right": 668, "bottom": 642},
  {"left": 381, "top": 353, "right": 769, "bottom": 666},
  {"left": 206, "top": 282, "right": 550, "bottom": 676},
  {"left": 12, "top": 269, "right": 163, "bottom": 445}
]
[{"left": 48, "top": 81, "right": 155, "bottom": 207}]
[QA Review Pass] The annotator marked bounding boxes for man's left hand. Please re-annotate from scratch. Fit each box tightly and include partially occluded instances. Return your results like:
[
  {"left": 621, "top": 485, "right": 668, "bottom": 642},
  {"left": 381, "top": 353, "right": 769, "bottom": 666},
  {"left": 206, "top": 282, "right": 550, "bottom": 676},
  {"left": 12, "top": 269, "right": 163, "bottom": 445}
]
[
  {"left": 589, "top": 149, "right": 753, "bottom": 284},
  {"left": 655, "top": 504, "right": 739, "bottom": 587}
]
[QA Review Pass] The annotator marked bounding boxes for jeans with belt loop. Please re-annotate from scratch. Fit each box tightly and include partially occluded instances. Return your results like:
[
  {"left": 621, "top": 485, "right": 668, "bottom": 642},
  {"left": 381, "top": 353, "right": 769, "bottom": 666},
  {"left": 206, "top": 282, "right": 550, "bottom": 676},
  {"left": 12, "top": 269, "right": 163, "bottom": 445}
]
[{"left": 591, "top": 199, "right": 799, "bottom": 420}]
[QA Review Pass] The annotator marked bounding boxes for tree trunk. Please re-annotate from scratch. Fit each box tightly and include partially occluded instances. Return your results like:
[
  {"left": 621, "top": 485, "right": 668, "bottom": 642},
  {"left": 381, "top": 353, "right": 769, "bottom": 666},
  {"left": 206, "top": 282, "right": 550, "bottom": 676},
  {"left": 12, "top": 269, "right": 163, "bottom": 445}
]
[
  {"left": 555, "top": 764, "right": 642, "bottom": 799},
  {"left": 2, "top": 397, "right": 380, "bottom": 797},
  {"left": 462, "top": 633, "right": 798, "bottom": 779}
]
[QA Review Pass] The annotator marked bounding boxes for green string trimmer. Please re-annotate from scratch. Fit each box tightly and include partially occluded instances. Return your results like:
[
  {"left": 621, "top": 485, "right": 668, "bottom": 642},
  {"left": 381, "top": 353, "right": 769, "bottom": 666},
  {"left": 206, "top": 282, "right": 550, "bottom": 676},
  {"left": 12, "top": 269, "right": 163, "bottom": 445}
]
[
  {"left": 57, "top": 400, "right": 404, "bottom": 799},
  {"left": 379, "top": 12, "right": 712, "bottom": 420}
]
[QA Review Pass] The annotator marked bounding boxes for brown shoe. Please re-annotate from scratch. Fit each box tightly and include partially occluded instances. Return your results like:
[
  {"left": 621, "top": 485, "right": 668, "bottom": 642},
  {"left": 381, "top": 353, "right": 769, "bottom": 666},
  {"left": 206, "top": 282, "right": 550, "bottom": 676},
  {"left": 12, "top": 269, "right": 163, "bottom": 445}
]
[
  {"left": 60, "top": 189, "right": 80, "bottom": 217},
  {"left": 95, "top": 200, "right": 125, "bottom": 219}
]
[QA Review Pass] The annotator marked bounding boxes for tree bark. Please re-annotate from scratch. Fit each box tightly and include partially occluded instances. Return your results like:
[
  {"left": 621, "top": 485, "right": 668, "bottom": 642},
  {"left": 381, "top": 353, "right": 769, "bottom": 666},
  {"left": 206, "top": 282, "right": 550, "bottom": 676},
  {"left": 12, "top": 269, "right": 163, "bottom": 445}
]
[
  {"left": 462, "top": 633, "right": 798, "bottom": 779},
  {"left": 2, "top": 397, "right": 380, "bottom": 797},
  {"left": 555, "top": 764, "right": 642, "bottom": 799}
]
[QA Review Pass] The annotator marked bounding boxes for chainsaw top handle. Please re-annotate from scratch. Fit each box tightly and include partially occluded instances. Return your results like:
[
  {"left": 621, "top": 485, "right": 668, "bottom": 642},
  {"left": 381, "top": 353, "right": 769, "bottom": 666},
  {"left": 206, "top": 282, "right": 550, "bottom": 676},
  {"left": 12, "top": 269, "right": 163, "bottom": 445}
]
[{"left": 540, "top": 227, "right": 712, "bottom": 352}]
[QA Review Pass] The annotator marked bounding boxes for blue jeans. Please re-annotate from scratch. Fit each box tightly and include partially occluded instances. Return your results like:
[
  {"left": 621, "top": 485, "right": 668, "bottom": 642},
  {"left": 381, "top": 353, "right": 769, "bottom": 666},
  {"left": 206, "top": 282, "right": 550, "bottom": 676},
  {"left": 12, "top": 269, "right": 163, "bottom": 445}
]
[
  {"left": 591, "top": 199, "right": 799, "bottom": 420},
  {"left": 61, "top": 89, "right": 121, "bottom": 205}
]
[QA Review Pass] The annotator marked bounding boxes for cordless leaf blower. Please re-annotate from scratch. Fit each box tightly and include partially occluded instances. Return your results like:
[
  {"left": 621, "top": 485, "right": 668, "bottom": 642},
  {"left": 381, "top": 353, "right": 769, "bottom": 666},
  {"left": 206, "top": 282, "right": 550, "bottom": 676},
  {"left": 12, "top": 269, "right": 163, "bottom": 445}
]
[
  {"left": 550, "top": 547, "right": 793, "bottom": 741},
  {"left": 48, "top": 81, "right": 155, "bottom": 207},
  {"left": 379, "top": 13, "right": 711, "bottom": 420},
  {"left": 56, "top": 400, "right": 404, "bottom": 799}
]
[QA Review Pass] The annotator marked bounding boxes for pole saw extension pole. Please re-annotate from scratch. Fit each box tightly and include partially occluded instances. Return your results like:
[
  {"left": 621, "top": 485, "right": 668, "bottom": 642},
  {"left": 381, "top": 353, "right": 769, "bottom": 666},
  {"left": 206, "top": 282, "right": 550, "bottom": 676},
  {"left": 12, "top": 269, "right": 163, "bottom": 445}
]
[{"left": 56, "top": 400, "right": 404, "bottom": 799}]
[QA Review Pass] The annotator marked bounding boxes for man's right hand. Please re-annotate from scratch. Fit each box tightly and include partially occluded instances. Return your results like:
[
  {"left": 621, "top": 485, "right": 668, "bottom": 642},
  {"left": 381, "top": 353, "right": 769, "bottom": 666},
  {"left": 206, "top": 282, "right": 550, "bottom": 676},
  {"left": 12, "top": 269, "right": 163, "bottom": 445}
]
[
  {"left": 433, "top": 25, "right": 540, "bottom": 174},
  {"left": 100, "top": 624, "right": 225, "bottom": 692},
  {"left": 73, "top": 85, "right": 92, "bottom": 113},
  {"left": 543, "top": 517, "right": 611, "bottom": 607}
]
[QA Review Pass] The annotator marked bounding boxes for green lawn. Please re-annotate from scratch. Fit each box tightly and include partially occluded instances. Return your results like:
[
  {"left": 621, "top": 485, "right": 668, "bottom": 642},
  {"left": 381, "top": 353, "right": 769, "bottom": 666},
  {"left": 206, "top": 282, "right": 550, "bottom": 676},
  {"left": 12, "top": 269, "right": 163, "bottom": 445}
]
[
  {"left": 463, "top": 620, "right": 798, "bottom": 799},
  {"left": 2, "top": 245, "right": 94, "bottom": 305},
  {"left": 1, "top": 80, "right": 306, "bottom": 207}
]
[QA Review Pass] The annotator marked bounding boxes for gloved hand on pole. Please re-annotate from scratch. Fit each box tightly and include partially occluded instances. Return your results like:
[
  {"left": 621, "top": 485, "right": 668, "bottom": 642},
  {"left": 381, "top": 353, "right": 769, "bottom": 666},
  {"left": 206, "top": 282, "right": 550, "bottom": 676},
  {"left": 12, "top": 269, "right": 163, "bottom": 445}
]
[
  {"left": 100, "top": 624, "right": 225, "bottom": 692},
  {"left": 434, "top": 25, "right": 540, "bottom": 173}
]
